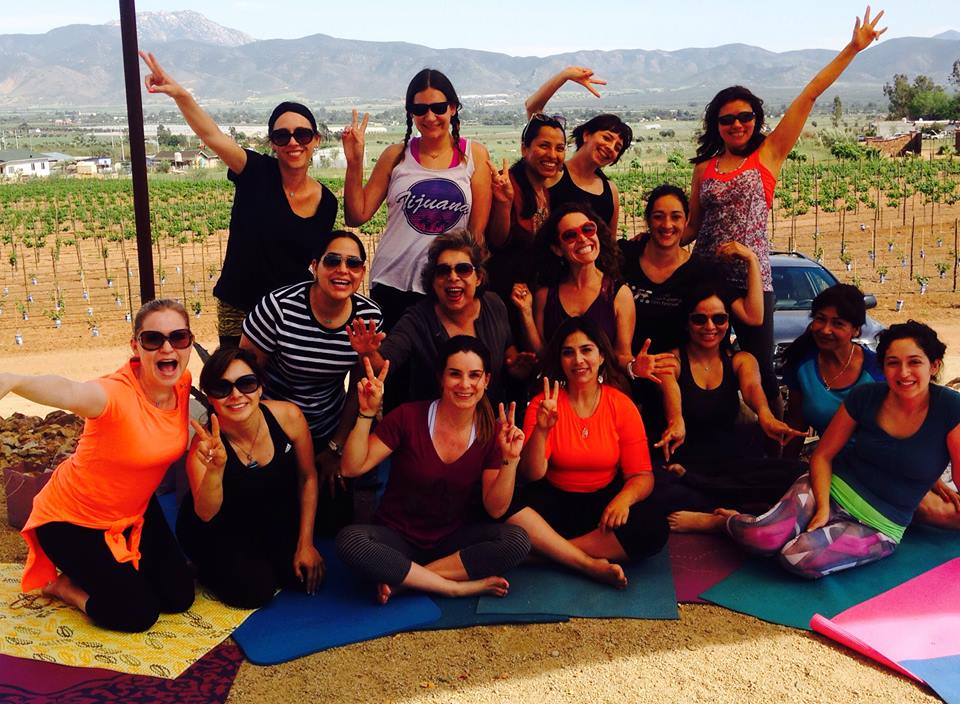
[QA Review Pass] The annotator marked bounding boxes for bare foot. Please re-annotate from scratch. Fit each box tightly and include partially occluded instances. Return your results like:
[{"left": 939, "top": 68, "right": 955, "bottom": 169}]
[
  {"left": 42, "top": 573, "right": 89, "bottom": 611},
  {"left": 584, "top": 558, "right": 628, "bottom": 589},
  {"left": 377, "top": 583, "right": 392, "bottom": 605},
  {"left": 449, "top": 576, "right": 510, "bottom": 598},
  {"left": 668, "top": 510, "right": 727, "bottom": 533}
]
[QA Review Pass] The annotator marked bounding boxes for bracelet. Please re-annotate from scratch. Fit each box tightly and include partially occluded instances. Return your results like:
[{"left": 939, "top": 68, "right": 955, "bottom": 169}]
[
  {"left": 357, "top": 412, "right": 377, "bottom": 419},
  {"left": 626, "top": 357, "right": 637, "bottom": 380}
]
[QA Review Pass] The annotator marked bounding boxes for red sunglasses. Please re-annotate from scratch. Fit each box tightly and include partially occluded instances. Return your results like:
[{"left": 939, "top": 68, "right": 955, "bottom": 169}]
[{"left": 559, "top": 221, "right": 598, "bottom": 243}]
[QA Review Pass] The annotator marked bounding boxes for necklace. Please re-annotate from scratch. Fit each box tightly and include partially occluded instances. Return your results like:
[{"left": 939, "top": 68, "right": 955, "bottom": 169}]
[
  {"left": 572, "top": 385, "right": 602, "bottom": 439},
  {"left": 229, "top": 411, "right": 264, "bottom": 468},
  {"left": 821, "top": 345, "right": 856, "bottom": 390},
  {"left": 716, "top": 154, "right": 748, "bottom": 174}
]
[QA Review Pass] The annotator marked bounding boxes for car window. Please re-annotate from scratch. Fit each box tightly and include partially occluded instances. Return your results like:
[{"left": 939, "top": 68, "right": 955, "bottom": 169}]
[{"left": 773, "top": 265, "right": 837, "bottom": 310}]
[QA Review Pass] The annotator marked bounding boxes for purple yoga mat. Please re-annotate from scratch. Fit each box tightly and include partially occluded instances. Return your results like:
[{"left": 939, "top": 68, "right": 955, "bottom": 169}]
[
  {"left": 0, "top": 641, "right": 243, "bottom": 703},
  {"left": 668, "top": 532, "right": 745, "bottom": 603}
]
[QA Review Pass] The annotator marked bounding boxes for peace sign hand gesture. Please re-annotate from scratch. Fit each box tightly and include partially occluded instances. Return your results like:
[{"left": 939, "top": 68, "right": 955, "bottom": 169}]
[
  {"left": 850, "top": 6, "right": 887, "bottom": 52},
  {"left": 489, "top": 158, "right": 514, "bottom": 204},
  {"left": 190, "top": 415, "right": 227, "bottom": 473},
  {"left": 536, "top": 377, "right": 561, "bottom": 431},
  {"left": 562, "top": 67, "right": 607, "bottom": 98},
  {"left": 346, "top": 318, "right": 385, "bottom": 357},
  {"left": 357, "top": 357, "right": 388, "bottom": 416},
  {"left": 341, "top": 110, "right": 369, "bottom": 165},
  {"left": 497, "top": 402, "right": 525, "bottom": 462},
  {"left": 139, "top": 51, "right": 187, "bottom": 100}
]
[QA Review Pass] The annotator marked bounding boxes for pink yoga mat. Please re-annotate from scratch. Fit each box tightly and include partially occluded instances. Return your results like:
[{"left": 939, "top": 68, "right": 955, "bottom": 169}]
[{"left": 668, "top": 533, "right": 744, "bottom": 604}]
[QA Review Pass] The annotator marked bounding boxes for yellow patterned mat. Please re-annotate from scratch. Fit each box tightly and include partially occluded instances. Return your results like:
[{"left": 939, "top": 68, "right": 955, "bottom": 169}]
[{"left": 0, "top": 563, "right": 255, "bottom": 678}]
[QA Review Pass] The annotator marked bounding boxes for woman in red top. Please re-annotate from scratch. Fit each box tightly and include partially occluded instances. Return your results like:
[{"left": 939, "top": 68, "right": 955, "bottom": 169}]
[
  {"left": 1, "top": 299, "right": 195, "bottom": 632},
  {"left": 506, "top": 316, "right": 668, "bottom": 587}
]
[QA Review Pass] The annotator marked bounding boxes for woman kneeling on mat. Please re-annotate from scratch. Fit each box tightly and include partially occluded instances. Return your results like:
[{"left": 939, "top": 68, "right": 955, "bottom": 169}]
[
  {"left": 688, "top": 321, "right": 960, "bottom": 579},
  {"left": 177, "top": 347, "right": 324, "bottom": 608},
  {"left": 5, "top": 300, "right": 195, "bottom": 632},
  {"left": 506, "top": 316, "right": 669, "bottom": 588},
  {"left": 336, "top": 336, "right": 530, "bottom": 603}
]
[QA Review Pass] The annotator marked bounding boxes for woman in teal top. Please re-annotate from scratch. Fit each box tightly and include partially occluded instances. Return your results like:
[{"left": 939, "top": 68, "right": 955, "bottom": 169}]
[{"left": 693, "top": 321, "right": 960, "bottom": 578}]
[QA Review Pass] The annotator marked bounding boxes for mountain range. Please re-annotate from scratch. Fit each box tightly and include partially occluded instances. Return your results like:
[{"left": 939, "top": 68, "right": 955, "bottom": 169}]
[{"left": 0, "top": 12, "right": 957, "bottom": 110}]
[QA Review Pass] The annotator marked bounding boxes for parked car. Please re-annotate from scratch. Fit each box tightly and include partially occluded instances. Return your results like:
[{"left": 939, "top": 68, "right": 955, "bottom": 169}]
[{"left": 769, "top": 251, "right": 884, "bottom": 378}]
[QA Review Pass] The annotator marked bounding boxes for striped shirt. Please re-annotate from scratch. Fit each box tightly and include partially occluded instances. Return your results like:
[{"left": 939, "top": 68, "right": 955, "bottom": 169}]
[{"left": 242, "top": 281, "right": 383, "bottom": 439}]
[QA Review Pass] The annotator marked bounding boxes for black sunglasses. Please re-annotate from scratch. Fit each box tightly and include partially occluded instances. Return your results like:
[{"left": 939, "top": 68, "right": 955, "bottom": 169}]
[
  {"left": 435, "top": 262, "right": 476, "bottom": 278},
  {"left": 408, "top": 101, "right": 450, "bottom": 117},
  {"left": 269, "top": 127, "right": 318, "bottom": 146},
  {"left": 137, "top": 328, "right": 193, "bottom": 351},
  {"left": 689, "top": 313, "right": 729, "bottom": 326},
  {"left": 320, "top": 253, "right": 365, "bottom": 271},
  {"left": 522, "top": 113, "right": 567, "bottom": 141},
  {"left": 205, "top": 374, "right": 261, "bottom": 400},
  {"left": 717, "top": 111, "right": 756, "bottom": 126}
]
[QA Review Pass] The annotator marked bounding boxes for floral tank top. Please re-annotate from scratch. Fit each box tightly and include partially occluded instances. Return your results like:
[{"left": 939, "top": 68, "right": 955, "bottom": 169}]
[{"left": 693, "top": 150, "right": 775, "bottom": 292}]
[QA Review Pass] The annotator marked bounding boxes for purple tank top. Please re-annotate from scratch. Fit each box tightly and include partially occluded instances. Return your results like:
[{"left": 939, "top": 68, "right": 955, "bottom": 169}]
[{"left": 542, "top": 276, "right": 618, "bottom": 346}]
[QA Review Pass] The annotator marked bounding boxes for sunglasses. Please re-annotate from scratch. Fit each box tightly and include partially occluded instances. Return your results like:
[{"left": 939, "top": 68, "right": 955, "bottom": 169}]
[
  {"left": 205, "top": 374, "right": 261, "bottom": 400},
  {"left": 408, "top": 101, "right": 450, "bottom": 117},
  {"left": 320, "top": 253, "right": 365, "bottom": 271},
  {"left": 559, "top": 221, "right": 598, "bottom": 243},
  {"left": 434, "top": 262, "right": 476, "bottom": 278},
  {"left": 689, "top": 313, "right": 730, "bottom": 326},
  {"left": 269, "top": 127, "right": 318, "bottom": 146},
  {"left": 717, "top": 111, "right": 756, "bottom": 126},
  {"left": 137, "top": 328, "right": 193, "bottom": 351},
  {"left": 522, "top": 113, "right": 567, "bottom": 141}
]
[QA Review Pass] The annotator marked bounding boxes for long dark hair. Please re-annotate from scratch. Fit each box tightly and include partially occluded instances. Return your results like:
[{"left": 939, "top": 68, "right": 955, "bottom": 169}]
[
  {"left": 438, "top": 335, "right": 495, "bottom": 444},
  {"left": 876, "top": 320, "right": 946, "bottom": 381},
  {"left": 782, "top": 284, "right": 867, "bottom": 370},
  {"left": 643, "top": 183, "right": 689, "bottom": 224},
  {"left": 692, "top": 85, "right": 766, "bottom": 164},
  {"left": 533, "top": 202, "right": 623, "bottom": 288},
  {"left": 681, "top": 282, "right": 734, "bottom": 353},
  {"left": 198, "top": 346, "right": 266, "bottom": 421},
  {"left": 510, "top": 115, "right": 566, "bottom": 219},
  {"left": 572, "top": 114, "right": 633, "bottom": 165},
  {"left": 542, "top": 316, "right": 628, "bottom": 394},
  {"left": 397, "top": 68, "right": 464, "bottom": 166}
]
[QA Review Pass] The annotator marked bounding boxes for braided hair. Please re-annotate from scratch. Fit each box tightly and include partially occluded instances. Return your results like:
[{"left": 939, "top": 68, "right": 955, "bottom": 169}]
[{"left": 395, "top": 68, "right": 465, "bottom": 167}]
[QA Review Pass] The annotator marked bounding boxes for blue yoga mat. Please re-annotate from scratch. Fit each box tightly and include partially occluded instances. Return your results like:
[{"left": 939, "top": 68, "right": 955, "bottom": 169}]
[
  {"left": 417, "top": 596, "right": 568, "bottom": 631},
  {"left": 902, "top": 655, "right": 960, "bottom": 704},
  {"left": 702, "top": 524, "right": 960, "bottom": 630},
  {"left": 232, "top": 541, "right": 441, "bottom": 664},
  {"left": 475, "top": 547, "right": 677, "bottom": 619}
]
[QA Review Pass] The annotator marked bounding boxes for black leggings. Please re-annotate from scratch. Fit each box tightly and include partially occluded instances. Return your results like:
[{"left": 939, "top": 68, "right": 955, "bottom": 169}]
[
  {"left": 35, "top": 496, "right": 194, "bottom": 633},
  {"left": 336, "top": 523, "right": 530, "bottom": 585},
  {"left": 733, "top": 290, "right": 780, "bottom": 409}
]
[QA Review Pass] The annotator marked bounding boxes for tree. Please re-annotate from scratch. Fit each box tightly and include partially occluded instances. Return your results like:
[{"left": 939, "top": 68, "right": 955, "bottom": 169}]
[
  {"left": 950, "top": 59, "right": 960, "bottom": 90},
  {"left": 883, "top": 74, "right": 912, "bottom": 119},
  {"left": 831, "top": 96, "right": 843, "bottom": 128}
]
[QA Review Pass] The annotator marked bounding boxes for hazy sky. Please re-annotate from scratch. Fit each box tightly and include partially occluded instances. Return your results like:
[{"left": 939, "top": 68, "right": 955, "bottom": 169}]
[{"left": 5, "top": 2, "right": 957, "bottom": 56}]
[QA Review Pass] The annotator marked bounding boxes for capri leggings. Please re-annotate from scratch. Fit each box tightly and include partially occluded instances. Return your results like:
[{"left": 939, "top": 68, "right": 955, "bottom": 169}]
[
  {"left": 725, "top": 473, "right": 898, "bottom": 579},
  {"left": 336, "top": 522, "right": 530, "bottom": 585}
]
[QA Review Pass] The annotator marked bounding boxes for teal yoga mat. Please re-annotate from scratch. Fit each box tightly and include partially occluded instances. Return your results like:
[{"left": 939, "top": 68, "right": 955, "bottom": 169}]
[
  {"left": 417, "top": 596, "right": 568, "bottom": 631},
  {"left": 475, "top": 547, "right": 677, "bottom": 619},
  {"left": 701, "top": 524, "right": 960, "bottom": 630}
]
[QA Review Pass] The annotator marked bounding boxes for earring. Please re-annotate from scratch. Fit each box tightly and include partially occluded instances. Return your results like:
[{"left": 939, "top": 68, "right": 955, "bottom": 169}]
[{"left": 598, "top": 373, "right": 604, "bottom": 384}]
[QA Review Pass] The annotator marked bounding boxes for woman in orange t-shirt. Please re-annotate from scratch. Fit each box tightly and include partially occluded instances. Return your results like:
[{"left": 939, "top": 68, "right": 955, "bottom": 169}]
[
  {"left": 505, "top": 316, "right": 668, "bottom": 587},
  {"left": 1, "top": 299, "right": 195, "bottom": 632}
]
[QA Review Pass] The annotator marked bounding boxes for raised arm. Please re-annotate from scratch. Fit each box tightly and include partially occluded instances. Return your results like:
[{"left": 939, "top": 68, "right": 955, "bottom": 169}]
[
  {"left": 0, "top": 372, "right": 107, "bottom": 419},
  {"left": 482, "top": 402, "right": 525, "bottom": 519},
  {"left": 719, "top": 242, "right": 764, "bottom": 326},
  {"left": 526, "top": 66, "right": 606, "bottom": 119},
  {"left": 342, "top": 111, "right": 399, "bottom": 227},
  {"left": 185, "top": 415, "right": 228, "bottom": 522},
  {"left": 341, "top": 359, "right": 392, "bottom": 477},
  {"left": 486, "top": 160, "right": 515, "bottom": 249},
  {"left": 761, "top": 7, "right": 886, "bottom": 172},
  {"left": 519, "top": 378, "right": 560, "bottom": 481},
  {"left": 613, "top": 284, "right": 637, "bottom": 372},
  {"left": 139, "top": 51, "right": 247, "bottom": 174},
  {"left": 681, "top": 162, "right": 706, "bottom": 245}
]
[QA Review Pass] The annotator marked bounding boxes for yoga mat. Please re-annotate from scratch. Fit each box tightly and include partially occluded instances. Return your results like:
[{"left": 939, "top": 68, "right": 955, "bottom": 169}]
[
  {"left": 702, "top": 524, "right": 960, "bottom": 630},
  {"left": 811, "top": 558, "right": 960, "bottom": 704},
  {"left": 231, "top": 540, "right": 441, "bottom": 664},
  {"left": 475, "top": 547, "right": 677, "bottom": 619},
  {"left": 417, "top": 596, "right": 568, "bottom": 631},
  {"left": 0, "top": 641, "right": 243, "bottom": 703},
  {"left": 0, "top": 564, "right": 255, "bottom": 679},
  {"left": 667, "top": 533, "right": 744, "bottom": 604}
]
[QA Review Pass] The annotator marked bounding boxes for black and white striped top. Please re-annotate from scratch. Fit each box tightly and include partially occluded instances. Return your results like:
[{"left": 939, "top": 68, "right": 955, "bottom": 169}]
[{"left": 242, "top": 281, "right": 383, "bottom": 440}]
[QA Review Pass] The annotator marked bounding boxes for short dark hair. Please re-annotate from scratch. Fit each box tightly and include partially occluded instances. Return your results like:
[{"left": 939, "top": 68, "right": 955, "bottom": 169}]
[
  {"left": 533, "top": 202, "right": 622, "bottom": 287},
  {"left": 572, "top": 114, "right": 633, "bottom": 164},
  {"left": 541, "top": 315, "right": 628, "bottom": 393},
  {"left": 268, "top": 101, "right": 318, "bottom": 132},
  {"left": 692, "top": 86, "right": 766, "bottom": 164},
  {"left": 199, "top": 346, "right": 266, "bottom": 398},
  {"left": 510, "top": 116, "right": 567, "bottom": 219},
  {"left": 644, "top": 184, "right": 690, "bottom": 223},
  {"left": 419, "top": 231, "right": 487, "bottom": 300},
  {"left": 783, "top": 284, "right": 868, "bottom": 369},
  {"left": 680, "top": 282, "right": 734, "bottom": 352},
  {"left": 313, "top": 229, "right": 367, "bottom": 262},
  {"left": 876, "top": 320, "right": 946, "bottom": 374}
]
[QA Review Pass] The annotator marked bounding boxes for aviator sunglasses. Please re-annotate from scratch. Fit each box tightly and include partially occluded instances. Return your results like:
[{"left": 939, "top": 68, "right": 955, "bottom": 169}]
[
  {"left": 320, "top": 253, "right": 365, "bottom": 271},
  {"left": 205, "top": 374, "right": 261, "bottom": 400},
  {"left": 137, "top": 328, "right": 194, "bottom": 351},
  {"left": 717, "top": 111, "right": 756, "bottom": 127},
  {"left": 435, "top": 262, "right": 476, "bottom": 278},
  {"left": 408, "top": 101, "right": 450, "bottom": 117},
  {"left": 689, "top": 312, "right": 730, "bottom": 326},
  {"left": 268, "top": 127, "right": 318, "bottom": 146},
  {"left": 522, "top": 113, "right": 567, "bottom": 141},
  {"left": 559, "top": 221, "right": 598, "bottom": 243}
]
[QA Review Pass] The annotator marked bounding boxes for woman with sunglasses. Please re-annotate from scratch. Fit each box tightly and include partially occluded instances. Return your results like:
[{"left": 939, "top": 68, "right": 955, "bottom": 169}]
[
  {"left": 177, "top": 347, "right": 323, "bottom": 607},
  {"left": 342, "top": 69, "right": 493, "bottom": 330},
  {"left": 504, "top": 316, "right": 668, "bottom": 588},
  {"left": 140, "top": 52, "right": 337, "bottom": 346},
  {"left": 682, "top": 9, "right": 886, "bottom": 407},
  {"left": 3, "top": 300, "right": 195, "bottom": 632},
  {"left": 522, "top": 66, "right": 629, "bottom": 234},
  {"left": 654, "top": 284, "right": 806, "bottom": 532},
  {"left": 241, "top": 230, "right": 382, "bottom": 531},
  {"left": 336, "top": 338, "right": 530, "bottom": 603}
]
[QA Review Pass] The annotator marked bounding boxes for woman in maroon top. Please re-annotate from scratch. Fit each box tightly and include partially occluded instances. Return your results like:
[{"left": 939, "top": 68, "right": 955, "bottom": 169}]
[{"left": 336, "top": 336, "right": 530, "bottom": 603}]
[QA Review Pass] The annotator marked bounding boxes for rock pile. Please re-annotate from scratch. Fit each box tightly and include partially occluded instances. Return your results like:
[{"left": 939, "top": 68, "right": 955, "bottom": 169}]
[{"left": 0, "top": 411, "right": 83, "bottom": 472}]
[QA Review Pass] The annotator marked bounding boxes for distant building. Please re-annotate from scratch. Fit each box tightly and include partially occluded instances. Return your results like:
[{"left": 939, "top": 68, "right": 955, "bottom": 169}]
[
  {"left": 863, "top": 132, "right": 922, "bottom": 157},
  {"left": 153, "top": 149, "right": 220, "bottom": 169},
  {"left": 0, "top": 150, "right": 51, "bottom": 179}
]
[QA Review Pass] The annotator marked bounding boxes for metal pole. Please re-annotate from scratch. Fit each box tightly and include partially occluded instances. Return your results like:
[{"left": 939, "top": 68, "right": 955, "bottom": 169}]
[{"left": 118, "top": 0, "right": 155, "bottom": 303}]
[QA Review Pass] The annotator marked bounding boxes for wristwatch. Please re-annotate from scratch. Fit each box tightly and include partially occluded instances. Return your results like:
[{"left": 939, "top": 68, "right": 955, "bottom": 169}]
[{"left": 327, "top": 439, "right": 344, "bottom": 457}]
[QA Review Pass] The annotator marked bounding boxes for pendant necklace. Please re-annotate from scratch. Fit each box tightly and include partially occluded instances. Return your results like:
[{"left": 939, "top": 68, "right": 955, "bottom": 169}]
[
  {"left": 230, "top": 412, "right": 264, "bottom": 468},
  {"left": 821, "top": 345, "right": 856, "bottom": 390},
  {"left": 575, "top": 386, "right": 602, "bottom": 439}
]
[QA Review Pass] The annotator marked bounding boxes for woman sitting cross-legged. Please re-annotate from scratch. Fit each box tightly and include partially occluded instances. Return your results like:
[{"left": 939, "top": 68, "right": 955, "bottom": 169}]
[
  {"left": 505, "top": 316, "right": 669, "bottom": 588},
  {"left": 686, "top": 320, "right": 960, "bottom": 579},
  {"left": 176, "top": 347, "right": 324, "bottom": 608},
  {"left": 336, "top": 336, "right": 530, "bottom": 603}
]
